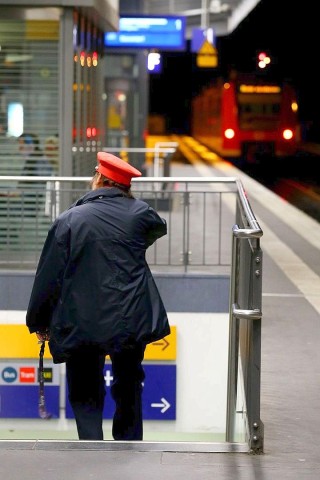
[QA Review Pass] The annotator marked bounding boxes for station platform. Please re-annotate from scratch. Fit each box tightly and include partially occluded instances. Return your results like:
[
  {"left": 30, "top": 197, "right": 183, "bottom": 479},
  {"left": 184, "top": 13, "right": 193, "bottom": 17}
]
[{"left": 1, "top": 150, "right": 320, "bottom": 479}]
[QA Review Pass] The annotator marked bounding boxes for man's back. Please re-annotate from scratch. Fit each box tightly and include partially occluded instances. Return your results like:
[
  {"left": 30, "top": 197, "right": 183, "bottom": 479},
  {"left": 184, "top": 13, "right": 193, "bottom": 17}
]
[{"left": 26, "top": 186, "right": 169, "bottom": 363}]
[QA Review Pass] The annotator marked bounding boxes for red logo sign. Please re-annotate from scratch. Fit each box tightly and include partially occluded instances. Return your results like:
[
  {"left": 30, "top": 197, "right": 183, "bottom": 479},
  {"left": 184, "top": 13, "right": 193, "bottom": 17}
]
[{"left": 20, "top": 367, "right": 36, "bottom": 383}]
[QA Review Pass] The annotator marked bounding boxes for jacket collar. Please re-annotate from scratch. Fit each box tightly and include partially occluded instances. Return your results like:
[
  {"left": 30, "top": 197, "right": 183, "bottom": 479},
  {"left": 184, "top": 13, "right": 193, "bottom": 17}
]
[{"left": 71, "top": 187, "right": 123, "bottom": 208}]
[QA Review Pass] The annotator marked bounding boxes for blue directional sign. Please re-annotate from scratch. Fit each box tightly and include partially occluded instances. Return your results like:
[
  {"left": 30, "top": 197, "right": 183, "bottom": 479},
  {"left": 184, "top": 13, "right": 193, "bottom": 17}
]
[
  {"left": 66, "top": 363, "right": 176, "bottom": 420},
  {"left": 0, "top": 362, "right": 176, "bottom": 420},
  {"left": 142, "top": 365, "right": 176, "bottom": 420}
]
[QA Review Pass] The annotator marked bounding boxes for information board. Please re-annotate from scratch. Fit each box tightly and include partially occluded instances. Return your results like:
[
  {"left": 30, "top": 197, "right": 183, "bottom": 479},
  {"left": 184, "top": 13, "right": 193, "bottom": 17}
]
[
  {"left": 0, "top": 361, "right": 60, "bottom": 418},
  {"left": 105, "top": 16, "right": 186, "bottom": 51}
]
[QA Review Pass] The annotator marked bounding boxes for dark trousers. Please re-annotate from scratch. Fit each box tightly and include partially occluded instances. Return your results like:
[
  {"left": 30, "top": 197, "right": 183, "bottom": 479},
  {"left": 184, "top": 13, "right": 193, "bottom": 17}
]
[{"left": 66, "top": 343, "right": 146, "bottom": 441}]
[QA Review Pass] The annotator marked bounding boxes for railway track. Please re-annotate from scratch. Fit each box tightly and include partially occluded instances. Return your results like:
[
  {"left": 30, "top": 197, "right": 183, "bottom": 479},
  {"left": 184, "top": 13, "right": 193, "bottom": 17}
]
[
  {"left": 262, "top": 178, "right": 320, "bottom": 222},
  {"left": 241, "top": 154, "right": 320, "bottom": 223}
]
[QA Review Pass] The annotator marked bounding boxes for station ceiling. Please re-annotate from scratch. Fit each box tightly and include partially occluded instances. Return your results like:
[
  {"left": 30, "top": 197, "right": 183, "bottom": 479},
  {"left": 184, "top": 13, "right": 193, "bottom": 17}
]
[{"left": 138, "top": 0, "right": 261, "bottom": 37}]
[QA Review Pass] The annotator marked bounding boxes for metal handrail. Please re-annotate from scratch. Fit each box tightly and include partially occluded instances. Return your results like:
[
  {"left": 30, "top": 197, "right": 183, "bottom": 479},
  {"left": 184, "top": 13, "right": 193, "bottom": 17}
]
[
  {"left": 232, "top": 306, "right": 262, "bottom": 320},
  {"left": 0, "top": 176, "right": 237, "bottom": 183},
  {"left": 235, "top": 178, "right": 262, "bottom": 231}
]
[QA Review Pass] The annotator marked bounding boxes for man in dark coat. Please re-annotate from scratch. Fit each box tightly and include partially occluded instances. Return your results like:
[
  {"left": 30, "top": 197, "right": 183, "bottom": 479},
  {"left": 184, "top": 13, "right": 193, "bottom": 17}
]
[{"left": 26, "top": 152, "right": 170, "bottom": 441}]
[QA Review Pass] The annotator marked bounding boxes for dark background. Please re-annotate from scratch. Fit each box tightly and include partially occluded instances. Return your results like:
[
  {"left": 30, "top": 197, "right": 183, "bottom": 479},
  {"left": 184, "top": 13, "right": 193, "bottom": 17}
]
[{"left": 149, "top": 0, "right": 319, "bottom": 140}]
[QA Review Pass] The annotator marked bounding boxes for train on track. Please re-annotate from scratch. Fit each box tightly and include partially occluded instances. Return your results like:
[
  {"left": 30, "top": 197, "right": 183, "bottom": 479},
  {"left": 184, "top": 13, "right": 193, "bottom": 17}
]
[{"left": 191, "top": 73, "right": 301, "bottom": 165}]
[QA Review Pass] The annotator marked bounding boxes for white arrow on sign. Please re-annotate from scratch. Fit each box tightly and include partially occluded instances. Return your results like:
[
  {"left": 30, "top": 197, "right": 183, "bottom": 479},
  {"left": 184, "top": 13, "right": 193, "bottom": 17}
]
[{"left": 151, "top": 397, "right": 170, "bottom": 413}]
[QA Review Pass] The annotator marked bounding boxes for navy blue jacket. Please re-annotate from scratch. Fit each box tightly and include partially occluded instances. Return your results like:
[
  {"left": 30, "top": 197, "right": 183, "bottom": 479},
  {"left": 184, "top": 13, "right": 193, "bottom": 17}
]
[{"left": 26, "top": 187, "right": 170, "bottom": 363}]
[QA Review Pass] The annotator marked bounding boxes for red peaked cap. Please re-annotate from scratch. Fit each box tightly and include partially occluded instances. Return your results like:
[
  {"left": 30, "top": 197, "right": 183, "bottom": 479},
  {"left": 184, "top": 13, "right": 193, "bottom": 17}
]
[{"left": 96, "top": 152, "right": 142, "bottom": 187}]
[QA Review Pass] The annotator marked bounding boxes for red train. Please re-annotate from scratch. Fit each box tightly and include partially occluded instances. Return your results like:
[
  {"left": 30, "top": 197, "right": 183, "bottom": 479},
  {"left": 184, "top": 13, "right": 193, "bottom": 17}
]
[{"left": 191, "top": 74, "right": 300, "bottom": 164}]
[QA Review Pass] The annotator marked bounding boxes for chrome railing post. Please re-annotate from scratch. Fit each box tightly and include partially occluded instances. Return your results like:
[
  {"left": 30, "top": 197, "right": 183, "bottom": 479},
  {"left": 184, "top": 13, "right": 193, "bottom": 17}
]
[{"left": 225, "top": 203, "right": 263, "bottom": 452}]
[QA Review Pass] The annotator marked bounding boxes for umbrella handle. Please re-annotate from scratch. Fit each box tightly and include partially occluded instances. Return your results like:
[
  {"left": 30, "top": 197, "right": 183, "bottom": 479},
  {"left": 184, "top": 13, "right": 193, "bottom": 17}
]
[{"left": 38, "top": 340, "right": 52, "bottom": 420}]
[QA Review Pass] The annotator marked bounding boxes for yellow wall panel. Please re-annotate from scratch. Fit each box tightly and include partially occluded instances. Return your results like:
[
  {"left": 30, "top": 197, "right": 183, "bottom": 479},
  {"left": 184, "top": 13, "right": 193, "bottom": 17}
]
[
  {"left": 0, "top": 325, "right": 177, "bottom": 361},
  {"left": 0, "top": 325, "right": 51, "bottom": 359},
  {"left": 144, "top": 326, "right": 177, "bottom": 360}
]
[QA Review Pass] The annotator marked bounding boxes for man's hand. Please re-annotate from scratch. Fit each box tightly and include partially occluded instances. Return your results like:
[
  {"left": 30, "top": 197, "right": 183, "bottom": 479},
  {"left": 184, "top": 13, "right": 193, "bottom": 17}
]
[{"left": 36, "top": 330, "right": 50, "bottom": 342}]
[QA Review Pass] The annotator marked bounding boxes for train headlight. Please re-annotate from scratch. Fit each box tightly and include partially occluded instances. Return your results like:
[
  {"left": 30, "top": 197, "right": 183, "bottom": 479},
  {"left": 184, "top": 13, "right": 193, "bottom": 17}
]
[
  {"left": 224, "top": 128, "right": 235, "bottom": 139},
  {"left": 283, "top": 129, "right": 294, "bottom": 140}
]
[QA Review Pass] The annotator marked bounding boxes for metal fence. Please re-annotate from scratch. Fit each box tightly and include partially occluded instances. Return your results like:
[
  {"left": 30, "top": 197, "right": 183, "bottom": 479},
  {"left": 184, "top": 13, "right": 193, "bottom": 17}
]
[{"left": 0, "top": 176, "right": 238, "bottom": 273}]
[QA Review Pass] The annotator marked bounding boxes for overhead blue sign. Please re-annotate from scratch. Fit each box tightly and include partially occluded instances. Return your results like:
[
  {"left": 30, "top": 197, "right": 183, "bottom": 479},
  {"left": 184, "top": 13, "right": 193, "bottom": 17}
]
[
  {"left": 105, "top": 16, "right": 186, "bottom": 51},
  {"left": 191, "top": 27, "right": 216, "bottom": 52},
  {"left": 66, "top": 364, "right": 176, "bottom": 420}
]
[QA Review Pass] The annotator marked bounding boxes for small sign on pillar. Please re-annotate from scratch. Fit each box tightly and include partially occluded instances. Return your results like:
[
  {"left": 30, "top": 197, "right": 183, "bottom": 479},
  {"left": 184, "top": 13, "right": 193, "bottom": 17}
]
[{"left": 196, "top": 40, "right": 218, "bottom": 68}]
